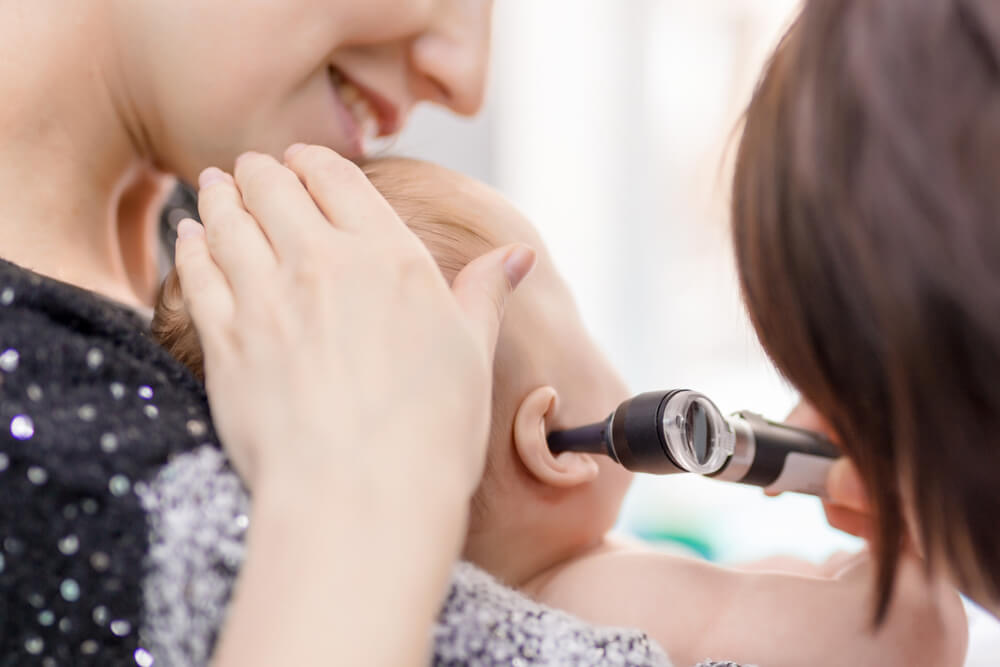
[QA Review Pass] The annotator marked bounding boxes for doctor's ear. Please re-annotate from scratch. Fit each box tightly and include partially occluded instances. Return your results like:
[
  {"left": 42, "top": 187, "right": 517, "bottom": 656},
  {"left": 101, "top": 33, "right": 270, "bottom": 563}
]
[{"left": 513, "top": 386, "right": 600, "bottom": 488}]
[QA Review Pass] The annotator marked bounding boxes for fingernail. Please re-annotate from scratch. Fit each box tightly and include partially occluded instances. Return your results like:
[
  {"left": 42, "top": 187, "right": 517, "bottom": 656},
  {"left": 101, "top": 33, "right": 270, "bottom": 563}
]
[
  {"left": 503, "top": 245, "right": 537, "bottom": 290},
  {"left": 198, "top": 167, "right": 228, "bottom": 189},
  {"left": 176, "top": 218, "right": 204, "bottom": 241},
  {"left": 234, "top": 151, "right": 256, "bottom": 168},
  {"left": 285, "top": 143, "right": 307, "bottom": 159}
]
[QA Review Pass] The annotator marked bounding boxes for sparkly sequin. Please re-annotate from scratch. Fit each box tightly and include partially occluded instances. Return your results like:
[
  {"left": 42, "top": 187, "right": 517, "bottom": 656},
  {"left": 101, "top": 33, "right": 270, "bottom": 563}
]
[
  {"left": 0, "top": 348, "right": 20, "bottom": 372},
  {"left": 60, "top": 578, "right": 81, "bottom": 602},
  {"left": 186, "top": 419, "right": 207, "bottom": 438},
  {"left": 111, "top": 619, "right": 133, "bottom": 637},
  {"left": 37, "top": 610, "right": 55, "bottom": 627},
  {"left": 135, "top": 647, "right": 155, "bottom": 666},
  {"left": 93, "top": 605, "right": 110, "bottom": 626},
  {"left": 100, "top": 432, "right": 119, "bottom": 453},
  {"left": 138, "top": 386, "right": 154, "bottom": 400},
  {"left": 27, "top": 465, "right": 48, "bottom": 485},
  {"left": 0, "top": 452, "right": 9, "bottom": 471},
  {"left": 144, "top": 405, "right": 159, "bottom": 419},
  {"left": 26, "top": 383, "right": 43, "bottom": 401},
  {"left": 109, "top": 474, "right": 131, "bottom": 497},
  {"left": 11, "top": 414, "right": 35, "bottom": 440},
  {"left": 24, "top": 636, "right": 44, "bottom": 655},
  {"left": 110, "top": 381, "right": 126, "bottom": 399},
  {"left": 57, "top": 535, "right": 80, "bottom": 555},
  {"left": 86, "top": 348, "right": 104, "bottom": 369},
  {"left": 90, "top": 551, "right": 111, "bottom": 572},
  {"left": 1, "top": 286, "right": 15, "bottom": 305},
  {"left": 77, "top": 404, "right": 98, "bottom": 421}
]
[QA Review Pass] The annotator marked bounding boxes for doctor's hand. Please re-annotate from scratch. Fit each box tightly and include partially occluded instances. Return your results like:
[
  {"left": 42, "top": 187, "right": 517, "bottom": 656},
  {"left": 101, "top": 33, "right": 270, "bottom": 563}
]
[{"left": 783, "top": 401, "right": 874, "bottom": 540}]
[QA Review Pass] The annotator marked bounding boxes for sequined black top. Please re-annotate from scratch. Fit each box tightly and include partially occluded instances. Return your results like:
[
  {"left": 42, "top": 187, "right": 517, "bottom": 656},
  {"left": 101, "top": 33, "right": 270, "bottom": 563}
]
[{"left": 0, "top": 257, "right": 747, "bottom": 667}]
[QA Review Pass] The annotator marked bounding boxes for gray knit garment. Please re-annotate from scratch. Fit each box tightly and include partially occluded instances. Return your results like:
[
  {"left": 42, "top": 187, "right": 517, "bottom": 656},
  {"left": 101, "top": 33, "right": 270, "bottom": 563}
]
[{"left": 437, "top": 562, "right": 751, "bottom": 667}]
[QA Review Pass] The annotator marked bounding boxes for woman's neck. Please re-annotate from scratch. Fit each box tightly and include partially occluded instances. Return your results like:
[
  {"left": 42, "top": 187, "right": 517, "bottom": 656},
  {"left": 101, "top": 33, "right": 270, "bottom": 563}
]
[{"left": 0, "top": 3, "right": 165, "bottom": 310}]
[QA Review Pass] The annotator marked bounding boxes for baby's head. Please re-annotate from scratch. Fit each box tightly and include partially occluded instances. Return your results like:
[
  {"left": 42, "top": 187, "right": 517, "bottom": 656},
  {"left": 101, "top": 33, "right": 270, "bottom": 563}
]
[{"left": 154, "top": 158, "right": 633, "bottom": 584}]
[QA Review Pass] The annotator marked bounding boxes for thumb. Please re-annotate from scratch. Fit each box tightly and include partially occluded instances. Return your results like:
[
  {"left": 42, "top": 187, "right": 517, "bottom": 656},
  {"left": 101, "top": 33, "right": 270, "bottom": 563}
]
[{"left": 452, "top": 243, "right": 536, "bottom": 356}]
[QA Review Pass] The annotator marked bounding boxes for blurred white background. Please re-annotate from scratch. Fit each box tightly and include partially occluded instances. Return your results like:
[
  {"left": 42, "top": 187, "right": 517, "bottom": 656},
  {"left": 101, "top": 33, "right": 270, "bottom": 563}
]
[
  {"left": 394, "top": 1, "right": 1000, "bottom": 660},
  {"left": 396, "top": 0, "right": 864, "bottom": 565}
]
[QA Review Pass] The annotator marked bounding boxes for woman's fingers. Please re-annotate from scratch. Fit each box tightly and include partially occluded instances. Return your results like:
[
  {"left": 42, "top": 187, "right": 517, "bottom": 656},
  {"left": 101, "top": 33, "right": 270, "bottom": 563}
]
[
  {"left": 232, "top": 152, "right": 331, "bottom": 260},
  {"left": 826, "top": 457, "right": 868, "bottom": 513},
  {"left": 451, "top": 244, "right": 536, "bottom": 357},
  {"left": 197, "top": 168, "right": 278, "bottom": 294},
  {"left": 173, "top": 219, "right": 233, "bottom": 354},
  {"left": 283, "top": 144, "right": 402, "bottom": 235}
]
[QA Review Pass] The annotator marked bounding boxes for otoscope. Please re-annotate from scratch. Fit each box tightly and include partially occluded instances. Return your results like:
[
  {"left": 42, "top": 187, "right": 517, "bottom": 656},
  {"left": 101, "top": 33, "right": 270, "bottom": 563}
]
[{"left": 548, "top": 390, "right": 840, "bottom": 497}]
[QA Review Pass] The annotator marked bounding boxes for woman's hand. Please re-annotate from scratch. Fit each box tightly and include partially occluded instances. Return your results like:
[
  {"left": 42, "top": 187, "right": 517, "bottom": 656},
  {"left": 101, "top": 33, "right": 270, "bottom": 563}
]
[
  {"left": 174, "top": 144, "right": 536, "bottom": 666},
  {"left": 175, "top": 145, "right": 534, "bottom": 500}
]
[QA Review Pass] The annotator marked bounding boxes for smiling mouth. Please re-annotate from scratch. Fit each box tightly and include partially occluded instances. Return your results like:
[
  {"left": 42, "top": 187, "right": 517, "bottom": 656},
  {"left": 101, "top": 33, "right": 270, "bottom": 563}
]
[{"left": 327, "top": 67, "right": 400, "bottom": 144}]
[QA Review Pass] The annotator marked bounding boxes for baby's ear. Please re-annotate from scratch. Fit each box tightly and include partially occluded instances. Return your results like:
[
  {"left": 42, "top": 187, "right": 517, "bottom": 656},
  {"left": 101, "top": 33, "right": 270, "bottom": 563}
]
[{"left": 514, "top": 386, "right": 599, "bottom": 488}]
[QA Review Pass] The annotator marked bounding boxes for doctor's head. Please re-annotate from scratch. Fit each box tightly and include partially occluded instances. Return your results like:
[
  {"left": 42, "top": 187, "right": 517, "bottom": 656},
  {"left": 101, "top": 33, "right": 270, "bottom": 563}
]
[{"left": 731, "top": 0, "right": 1000, "bottom": 618}]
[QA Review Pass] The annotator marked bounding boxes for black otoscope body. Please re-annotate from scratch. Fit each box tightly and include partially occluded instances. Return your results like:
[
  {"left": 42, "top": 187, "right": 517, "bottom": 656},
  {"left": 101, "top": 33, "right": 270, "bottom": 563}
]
[{"left": 548, "top": 390, "right": 840, "bottom": 497}]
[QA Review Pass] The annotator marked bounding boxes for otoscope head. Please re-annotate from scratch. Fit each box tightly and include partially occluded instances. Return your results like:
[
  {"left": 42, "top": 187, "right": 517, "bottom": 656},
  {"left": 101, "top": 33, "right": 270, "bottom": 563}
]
[{"left": 546, "top": 390, "right": 735, "bottom": 475}]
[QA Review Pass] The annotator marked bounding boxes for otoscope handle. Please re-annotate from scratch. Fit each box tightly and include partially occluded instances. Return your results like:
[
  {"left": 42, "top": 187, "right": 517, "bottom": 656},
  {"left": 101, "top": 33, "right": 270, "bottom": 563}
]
[{"left": 727, "top": 411, "right": 840, "bottom": 497}]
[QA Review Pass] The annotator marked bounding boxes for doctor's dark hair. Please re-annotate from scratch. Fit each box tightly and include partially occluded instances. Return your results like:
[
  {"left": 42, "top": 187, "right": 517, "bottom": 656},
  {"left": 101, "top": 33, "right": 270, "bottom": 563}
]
[{"left": 732, "top": 0, "right": 1000, "bottom": 622}]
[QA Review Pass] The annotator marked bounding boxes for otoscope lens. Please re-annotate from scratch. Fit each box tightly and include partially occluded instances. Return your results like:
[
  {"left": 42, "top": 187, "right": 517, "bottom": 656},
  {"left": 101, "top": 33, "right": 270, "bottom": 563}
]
[
  {"left": 687, "top": 402, "right": 711, "bottom": 465},
  {"left": 660, "top": 390, "right": 735, "bottom": 474}
]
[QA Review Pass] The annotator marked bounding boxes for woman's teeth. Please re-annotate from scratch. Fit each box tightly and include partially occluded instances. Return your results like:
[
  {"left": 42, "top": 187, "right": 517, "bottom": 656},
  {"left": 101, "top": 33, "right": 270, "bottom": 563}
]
[{"left": 331, "top": 71, "right": 378, "bottom": 139}]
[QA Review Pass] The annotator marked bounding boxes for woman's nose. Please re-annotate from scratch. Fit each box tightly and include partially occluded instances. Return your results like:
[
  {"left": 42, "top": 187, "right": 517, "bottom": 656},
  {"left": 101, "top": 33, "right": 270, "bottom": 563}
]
[{"left": 411, "top": 0, "right": 493, "bottom": 116}]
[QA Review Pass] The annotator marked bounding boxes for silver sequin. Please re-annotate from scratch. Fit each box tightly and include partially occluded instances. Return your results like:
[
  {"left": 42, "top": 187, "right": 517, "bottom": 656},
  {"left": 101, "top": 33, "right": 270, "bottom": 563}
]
[
  {"left": 134, "top": 648, "right": 155, "bottom": 667},
  {"left": 11, "top": 414, "right": 34, "bottom": 440},
  {"left": 57, "top": 535, "right": 79, "bottom": 555},
  {"left": 90, "top": 551, "right": 111, "bottom": 572},
  {"left": 27, "top": 466, "right": 48, "bottom": 485},
  {"left": 86, "top": 348, "right": 104, "bottom": 369},
  {"left": 24, "top": 637, "right": 44, "bottom": 655},
  {"left": 186, "top": 419, "right": 207, "bottom": 438},
  {"left": 60, "top": 578, "right": 80, "bottom": 602},
  {"left": 0, "top": 286, "right": 14, "bottom": 305},
  {"left": 138, "top": 385, "right": 154, "bottom": 400},
  {"left": 0, "top": 348, "right": 19, "bottom": 372},
  {"left": 110, "top": 382, "right": 126, "bottom": 400},
  {"left": 144, "top": 404, "right": 159, "bottom": 419},
  {"left": 37, "top": 610, "right": 55, "bottom": 627},
  {"left": 100, "top": 432, "right": 119, "bottom": 453},
  {"left": 0, "top": 452, "right": 9, "bottom": 471},
  {"left": 81, "top": 640, "right": 99, "bottom": 655},
  {"left": 109, "top": 474, "right": 131, "bottom": 497},
  {"left": 111, "top": 619, "right": 133, "bottom": 637},
  {"left": 92, "top": 605, "right": 110, "bottom": 625},
  {"left": 58, "top": 618, "right": 72, "bottom": 633},
  {"left": 26, "top": 383, "right": 43, "bottom": 401},
  {"left": 77, "top": 404, "right": 97, "bottom": 421}
]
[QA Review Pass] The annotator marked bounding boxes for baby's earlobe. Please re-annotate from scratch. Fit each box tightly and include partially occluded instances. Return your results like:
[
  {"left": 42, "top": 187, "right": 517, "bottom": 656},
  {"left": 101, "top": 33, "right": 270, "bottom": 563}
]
[{"left": 513, "top": 386, "right": 599, "bottom": 488}]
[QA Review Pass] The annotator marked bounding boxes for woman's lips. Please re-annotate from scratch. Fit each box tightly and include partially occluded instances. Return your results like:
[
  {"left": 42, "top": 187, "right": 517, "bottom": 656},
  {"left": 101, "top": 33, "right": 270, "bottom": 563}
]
[
  {"left": 327, "top": 67, "right": 401, "bottom": 156},
  {"left": 327, "top": 68, "right": 366, "bottom": 157}
]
